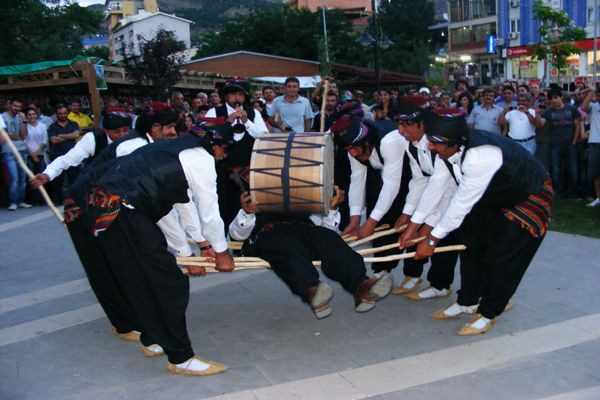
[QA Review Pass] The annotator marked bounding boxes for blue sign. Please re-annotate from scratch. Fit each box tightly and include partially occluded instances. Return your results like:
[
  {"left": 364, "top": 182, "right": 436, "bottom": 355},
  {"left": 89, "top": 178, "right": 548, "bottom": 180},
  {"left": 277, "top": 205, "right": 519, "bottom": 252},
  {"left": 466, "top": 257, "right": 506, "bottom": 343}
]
[{"left": 487, "top": 35, "right": 496, "bottom": 54}]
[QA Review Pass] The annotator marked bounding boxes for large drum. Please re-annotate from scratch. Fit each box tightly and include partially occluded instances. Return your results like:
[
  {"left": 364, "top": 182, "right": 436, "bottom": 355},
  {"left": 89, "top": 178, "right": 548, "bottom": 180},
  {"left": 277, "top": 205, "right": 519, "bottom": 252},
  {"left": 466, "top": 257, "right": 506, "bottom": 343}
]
[{"left": 249, "top": 132, "right": 334, "bottom": 214}]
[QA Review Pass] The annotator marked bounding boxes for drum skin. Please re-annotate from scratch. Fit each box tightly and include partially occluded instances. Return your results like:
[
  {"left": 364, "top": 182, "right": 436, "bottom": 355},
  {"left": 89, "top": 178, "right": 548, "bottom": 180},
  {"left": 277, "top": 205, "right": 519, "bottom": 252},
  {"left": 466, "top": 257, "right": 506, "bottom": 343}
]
[{"left": 249, "top": 132, "right": 334, "bottom": 214}]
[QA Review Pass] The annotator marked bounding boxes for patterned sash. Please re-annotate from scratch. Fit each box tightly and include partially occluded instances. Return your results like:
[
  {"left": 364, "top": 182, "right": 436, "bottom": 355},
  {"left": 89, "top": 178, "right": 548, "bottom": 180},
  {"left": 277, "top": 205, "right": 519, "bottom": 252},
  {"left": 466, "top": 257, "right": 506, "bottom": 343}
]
[
  {"left": 502, "top": 176, "right": 554, "bottom": 238},
  {"left": 88, "top": 187, "right": 122, "bottom": 237},
  {"left": 63, "top": 197, "right": 82, "bottom": 224}
]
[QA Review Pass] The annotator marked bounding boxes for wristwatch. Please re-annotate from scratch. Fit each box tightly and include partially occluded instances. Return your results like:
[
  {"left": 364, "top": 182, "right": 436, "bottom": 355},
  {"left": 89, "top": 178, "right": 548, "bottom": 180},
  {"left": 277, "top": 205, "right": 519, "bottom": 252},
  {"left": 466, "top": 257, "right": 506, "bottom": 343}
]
[{"left": 426, "top": 238, "right": 437, "bottom": 247}]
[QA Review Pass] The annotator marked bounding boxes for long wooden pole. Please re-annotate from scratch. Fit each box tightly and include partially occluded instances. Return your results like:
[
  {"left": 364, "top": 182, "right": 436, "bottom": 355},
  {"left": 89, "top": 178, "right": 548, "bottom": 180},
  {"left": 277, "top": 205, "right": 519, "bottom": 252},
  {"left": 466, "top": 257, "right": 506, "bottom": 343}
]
[
  {"left": 349, "top": 224, "right": 407, "bottom": 248},
  {"left": 0, "top": 128, "right": 64, "bottom": 224},
  {"left": 319, "top": 80, "right": 330, "bottom": 132},
  {"left": 178, "top": 244, "right": 466, "bottom": 273}
]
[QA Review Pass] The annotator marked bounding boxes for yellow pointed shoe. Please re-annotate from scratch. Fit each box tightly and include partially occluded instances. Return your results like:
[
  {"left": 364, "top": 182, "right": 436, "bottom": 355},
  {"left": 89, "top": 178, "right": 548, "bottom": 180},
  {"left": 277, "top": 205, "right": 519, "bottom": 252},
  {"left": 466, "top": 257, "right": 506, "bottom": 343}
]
[
  {"left": 457, "top": 314, "right": 496, "bottom": 336},
  {"left": 392, "top": 277, "right": 422, "bottom": 295},
  {"left": 140, "top": 344, "right": 164, "bottom": 358},
  {"left": 504, "top": 298, "right": 515, "bottom": 312},
  {"left": 431, "top": 302, "right": 478, "bottom": 319},
  {"left": 167, "top": 355, "right": 229, "bottom": 376},
  {"left": 407, "top": 286, "right": 452, "bottom": 300},
  {"left": 111, "top": 326, "right": 141, "bottom": 342}
]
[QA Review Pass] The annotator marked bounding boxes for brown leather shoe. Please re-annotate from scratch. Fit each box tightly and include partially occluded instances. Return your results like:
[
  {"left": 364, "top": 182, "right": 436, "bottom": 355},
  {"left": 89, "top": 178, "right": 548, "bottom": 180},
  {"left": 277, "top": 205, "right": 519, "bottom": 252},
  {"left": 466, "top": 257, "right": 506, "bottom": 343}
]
[
  {"left": 355, "top": 272, "right": 393, "bottom": 313},
  {"left": 307, "top": 282, "right": 334, "bottom": 319}
]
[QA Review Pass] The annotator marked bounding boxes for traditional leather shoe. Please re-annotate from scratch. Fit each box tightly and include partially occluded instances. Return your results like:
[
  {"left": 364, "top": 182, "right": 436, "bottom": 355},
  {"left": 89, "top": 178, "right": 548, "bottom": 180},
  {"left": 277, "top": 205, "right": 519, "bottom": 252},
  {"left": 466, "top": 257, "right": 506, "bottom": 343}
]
[
  {"left": 407, "top": 286, "right": 452, "bottom": 300},
  {"left": 355, "top": 272, "right": 393, "bottom": 313},
  {"left": 504, "top": 298, "right": 515, "bottom": 312},
  {"left": 431, "top": 302, "right": 478, "bottom": 319},
  {"left": 167, "top": 355, "right": 228, "bottom": 376},
  {"left": 457, "top": 314, "right": 496, "bottom": 336},
  {"left": 140, "top": 344, "right": 164, "bottom": 358},
  {"left": 307, "top": 282, "right": 334, "bottom": 319},
  {"left": 111, "top": 326, "right": 141, "bottom": 342},
  {"left": 392, "top": 276, "right": 422, "bottom": 295}
]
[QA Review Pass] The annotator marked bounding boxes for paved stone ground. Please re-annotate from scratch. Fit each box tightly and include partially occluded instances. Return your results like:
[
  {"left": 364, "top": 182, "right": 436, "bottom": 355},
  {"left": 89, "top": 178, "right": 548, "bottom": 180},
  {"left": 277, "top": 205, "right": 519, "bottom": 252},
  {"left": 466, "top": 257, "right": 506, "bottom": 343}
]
[{"left": 1, "top": 206, "right": 599, "bottom": 400}]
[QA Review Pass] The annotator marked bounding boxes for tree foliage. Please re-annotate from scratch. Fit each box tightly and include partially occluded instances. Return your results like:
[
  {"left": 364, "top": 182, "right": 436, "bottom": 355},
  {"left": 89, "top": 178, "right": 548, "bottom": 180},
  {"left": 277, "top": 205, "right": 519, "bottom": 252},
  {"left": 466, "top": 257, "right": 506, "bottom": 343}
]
[
  {"left": 0, "top": 0, "right": 103, "bottom": 66},
  {"left": 194, "top": 6, "right": 364, "bottom": 66},
  {"left": 81, "top": 46, "right": 111, "bottom": 61},
  {"left": 121, "top": 28, "right": 187, "bottom": 101},
  {"left": 528, "top": 0, "right": 587, "bottom": 72},
  {"left": 193, "top": 0, "right": 436, "bottom": 75}
]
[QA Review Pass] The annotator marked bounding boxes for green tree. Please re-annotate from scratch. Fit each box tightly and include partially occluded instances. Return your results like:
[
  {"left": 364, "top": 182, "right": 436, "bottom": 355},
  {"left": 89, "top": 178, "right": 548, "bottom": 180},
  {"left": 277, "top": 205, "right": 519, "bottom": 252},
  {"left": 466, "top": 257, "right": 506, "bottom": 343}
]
[
  {"left": 377, "top": 0, "right": 436, "bottom": 74},
  {"left": 0, "top": 0, "right": 103, "bottom": 66},
  {"left": 528, "top": 0, "right": 587, "bottom": 80},
  {"left": 121, "top": 28, "right": 186, "bottom": 101},
  {"left": 194, "top": 7, "right": 366, "bottom": 67},
  {"left": 81, "top": 46, "right": 111, "bottom": 61}
]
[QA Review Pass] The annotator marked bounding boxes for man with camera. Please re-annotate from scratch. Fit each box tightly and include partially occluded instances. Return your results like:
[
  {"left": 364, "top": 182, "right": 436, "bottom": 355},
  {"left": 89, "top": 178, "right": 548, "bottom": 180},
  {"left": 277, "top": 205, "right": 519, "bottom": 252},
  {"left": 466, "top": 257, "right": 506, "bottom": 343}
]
[
  {"left": 498, "top": 92, "right": 537, "bottom": 155},
  {"left": 267, "top": 77, "right": 313, "bottom": 133}
]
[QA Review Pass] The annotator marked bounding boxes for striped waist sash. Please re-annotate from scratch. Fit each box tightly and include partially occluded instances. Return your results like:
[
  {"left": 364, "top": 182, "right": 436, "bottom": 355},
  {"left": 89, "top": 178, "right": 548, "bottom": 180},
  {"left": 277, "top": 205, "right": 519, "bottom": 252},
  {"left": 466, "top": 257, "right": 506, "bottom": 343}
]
[
  {"left": 88, "top": 187, "right": 122, "bottom": 237},
  {"left": 502, "top": 176, "right": 554, "bottom": 238}
]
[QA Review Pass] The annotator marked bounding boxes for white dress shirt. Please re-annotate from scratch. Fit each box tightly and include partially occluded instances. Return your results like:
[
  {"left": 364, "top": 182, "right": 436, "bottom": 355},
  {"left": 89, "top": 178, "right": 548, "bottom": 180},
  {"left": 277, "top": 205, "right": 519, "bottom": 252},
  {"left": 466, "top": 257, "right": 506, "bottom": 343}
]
[
  {"left": 411, "top": 145, "right": 503, "bottom": 240},
  {"left": 44, "top": 131, "right": 112, "bottom": 181},
  {"left": 179, "top": 147, "right": 228, "bottom": 253},
  {"left": 205, "top": 103, "right": 268, "bottom": 141},
  {"left": 228, "top": 209, "right": 341, "bottom": 242},
  {"left": 113, "top": 133, "right": 208, "bottom": 257},
  {"left": 403, "top": 135, "right": 435, "bottom": 216},
  {"left": 348, "top": 131, "right": 408, "bottom": 221}
]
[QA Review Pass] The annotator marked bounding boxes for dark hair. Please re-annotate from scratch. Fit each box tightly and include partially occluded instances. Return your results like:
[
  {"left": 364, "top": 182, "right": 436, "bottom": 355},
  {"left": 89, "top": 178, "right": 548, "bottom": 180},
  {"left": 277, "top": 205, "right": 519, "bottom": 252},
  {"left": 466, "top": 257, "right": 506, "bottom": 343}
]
[
  {"left": 262, "top": 86, "right": 275, "bottom": 92},
  {"left": 10, "top": 97, "right": 23, "bottom": 105},
  {"left": 25, "top": 107, "right": 37, "bottom": 115},
  {"left": 284, "top": 77, "right": 300, "bottom": 86},
  {"left": 55, "top": 103, "right": 67, "bottom": 112},
  {"left": 549, "top": 89, "right": 562, "bottom": 99},
  {"left": 326, "top": 91, "right": 337, "bottom": 98},
  {"left": 456, "top": 91, "right": 474, "bottom": 114},
  {"left": 482, "top": 87, "right": 495, "bottom": 96},
  {"left": 502, "top": 85, "right": 515, "bottom": 94},
  {"left": 519, "top": 84, "right": 529, "bottom": 92}
]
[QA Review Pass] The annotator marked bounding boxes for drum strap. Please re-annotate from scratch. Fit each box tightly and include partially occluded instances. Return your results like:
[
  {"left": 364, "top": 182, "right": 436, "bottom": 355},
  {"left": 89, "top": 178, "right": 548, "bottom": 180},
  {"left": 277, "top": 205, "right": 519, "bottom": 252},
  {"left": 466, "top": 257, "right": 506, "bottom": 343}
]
[{"left": 281, "top": 131, "right": 296, "bottom": 212}]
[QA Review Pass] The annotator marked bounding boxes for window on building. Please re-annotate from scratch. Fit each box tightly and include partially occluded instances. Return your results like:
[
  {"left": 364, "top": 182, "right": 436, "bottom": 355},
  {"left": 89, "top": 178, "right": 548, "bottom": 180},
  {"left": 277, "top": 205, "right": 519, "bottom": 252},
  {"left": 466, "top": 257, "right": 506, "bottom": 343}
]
[
  {"left": 587, "top": 7, "right": 600, "bottom": 24},
  {"left": 510, "top": 18, "right": 521, "bottom": 33}
]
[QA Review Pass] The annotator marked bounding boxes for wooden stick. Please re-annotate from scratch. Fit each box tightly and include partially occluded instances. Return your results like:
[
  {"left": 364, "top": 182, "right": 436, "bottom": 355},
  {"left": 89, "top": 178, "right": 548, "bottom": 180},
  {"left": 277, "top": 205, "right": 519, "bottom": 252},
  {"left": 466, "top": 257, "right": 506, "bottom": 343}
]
[
  {"left": 177, "top": 256, "right": 265, "bottom": 263},
  {"left": 319, "top": 80, "right": 330, "bottom": 132},
  {"left": 349, "top": 224, "right": 408, "bottom": 248},
  {"left": 178, "top": 243, "right": 466, "bottom": 273},
  {"left": 187, "top": 239, "right": 244, "bottom": 251},
  {"left": 356, "top": 236, "right": 426, "bottom": 255},
  {"left": 0, "top": 128, "right": 64, "bottom": 224},
  {"left": 342, "top": 223, "right": 390, "bottom": 242},
  {"left": 363, "top": 245, "right": 466, "bottom": 263}
]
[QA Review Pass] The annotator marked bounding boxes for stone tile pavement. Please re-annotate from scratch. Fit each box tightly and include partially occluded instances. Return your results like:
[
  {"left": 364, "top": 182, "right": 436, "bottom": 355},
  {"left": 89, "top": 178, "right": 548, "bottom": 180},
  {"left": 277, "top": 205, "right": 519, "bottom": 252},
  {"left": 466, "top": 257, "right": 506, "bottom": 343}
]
[{"left": 1, "top": 206, "right": 599, "bottom": 399}]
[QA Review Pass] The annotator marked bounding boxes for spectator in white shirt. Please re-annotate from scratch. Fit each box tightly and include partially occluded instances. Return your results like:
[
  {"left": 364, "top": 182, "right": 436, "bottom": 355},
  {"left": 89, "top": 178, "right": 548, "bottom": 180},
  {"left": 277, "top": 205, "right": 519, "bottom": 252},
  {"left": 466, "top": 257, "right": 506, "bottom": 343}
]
[{"left": 498, "top": 92, "right": 537, "bottom": 154}]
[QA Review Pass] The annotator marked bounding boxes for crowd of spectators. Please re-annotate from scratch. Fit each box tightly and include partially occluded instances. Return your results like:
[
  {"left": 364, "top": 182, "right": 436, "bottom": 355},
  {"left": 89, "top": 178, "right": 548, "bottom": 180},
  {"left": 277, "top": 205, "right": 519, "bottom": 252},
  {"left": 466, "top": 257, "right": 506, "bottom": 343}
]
[{"left": 1, "top": 77, "right": 599, "bottom": 210}]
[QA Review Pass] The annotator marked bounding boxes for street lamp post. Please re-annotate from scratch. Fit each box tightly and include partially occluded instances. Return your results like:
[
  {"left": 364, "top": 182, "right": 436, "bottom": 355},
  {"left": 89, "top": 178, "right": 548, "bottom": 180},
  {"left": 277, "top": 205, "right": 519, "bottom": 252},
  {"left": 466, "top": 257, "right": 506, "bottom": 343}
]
[{"left": 357, "top": 0, "right": 393, "bottom": 90}]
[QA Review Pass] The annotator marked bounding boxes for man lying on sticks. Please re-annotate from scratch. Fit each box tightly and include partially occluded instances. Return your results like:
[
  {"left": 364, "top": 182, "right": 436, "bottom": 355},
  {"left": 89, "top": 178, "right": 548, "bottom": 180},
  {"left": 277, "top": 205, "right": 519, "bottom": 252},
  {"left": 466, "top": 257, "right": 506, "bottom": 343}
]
[{"left": 228, "top": 187, "right": 393, "bottom": 319}]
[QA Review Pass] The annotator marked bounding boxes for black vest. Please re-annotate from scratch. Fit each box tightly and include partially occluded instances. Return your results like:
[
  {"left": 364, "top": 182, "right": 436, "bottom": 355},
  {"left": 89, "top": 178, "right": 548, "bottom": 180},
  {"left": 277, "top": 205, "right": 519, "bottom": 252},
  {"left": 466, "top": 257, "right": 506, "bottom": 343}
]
[
  {"left": 81, "top": 130, "right": 109, "bottom": 167},
  {"left": 95, "top": 135, "right": 209, "bottom": 222},
  {"left": 215, "top": 105, "right": 256, "bottom": 169},
  {"left": 464, "top": 129, "right": 547, "bottom": 208},
  {"left": 357, "top": 121, "right": 388, "bottom": 167},
  {"left": 70, "top": 132, "right": 150, "bottom": 208}
]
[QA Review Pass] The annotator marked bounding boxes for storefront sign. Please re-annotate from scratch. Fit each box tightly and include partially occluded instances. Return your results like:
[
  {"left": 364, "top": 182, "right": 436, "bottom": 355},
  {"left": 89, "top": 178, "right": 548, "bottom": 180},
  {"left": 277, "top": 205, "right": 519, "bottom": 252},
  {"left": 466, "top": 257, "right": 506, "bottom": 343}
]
[
  {"left": 575, "top": 76, "right": 587, "bottom": 84},
  {"left": 487, "top": 35, "right": 496, "bottom": 54},
  {"left": 506, "top": 46, "right": 533, "bottom": 58}
]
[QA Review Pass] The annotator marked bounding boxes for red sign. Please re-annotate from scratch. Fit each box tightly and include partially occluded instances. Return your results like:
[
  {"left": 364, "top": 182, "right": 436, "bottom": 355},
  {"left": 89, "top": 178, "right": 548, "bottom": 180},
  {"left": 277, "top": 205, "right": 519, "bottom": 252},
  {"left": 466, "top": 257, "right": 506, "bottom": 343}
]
[
  {"left": 529, "top": 79, "right": 540, "bottom": 85},
  {"left": 507, "top": 46, "right": 533, "bottom": 58},
  {"left": 574, "top": 38, "right": 600, "bottom": 50},
  {"left": 576, "top": 76, "right": 587, "bottom": 84},
  {"left": 550, "top": 69, "right": 558, "bottom": 76}
]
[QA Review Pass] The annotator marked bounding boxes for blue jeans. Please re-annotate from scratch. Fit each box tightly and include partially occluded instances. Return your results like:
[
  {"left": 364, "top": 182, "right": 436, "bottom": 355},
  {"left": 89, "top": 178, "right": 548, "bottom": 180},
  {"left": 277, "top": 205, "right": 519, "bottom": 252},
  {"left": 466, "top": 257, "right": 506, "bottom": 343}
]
[
  {"left": 517, "top": 138, "right": 537, "bottom": 155},
  {"left": 550, "top": 143, "right": 578, "bottom": 197},
  {"left": 3, "top": 150, "right": 27, "bottom": 205}
]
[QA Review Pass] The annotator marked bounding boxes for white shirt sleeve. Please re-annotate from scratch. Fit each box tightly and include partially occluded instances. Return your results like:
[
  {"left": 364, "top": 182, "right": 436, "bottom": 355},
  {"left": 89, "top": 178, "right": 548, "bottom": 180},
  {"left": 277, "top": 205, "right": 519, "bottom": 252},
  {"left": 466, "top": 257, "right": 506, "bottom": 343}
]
[
  {"left": 43, "top": 131, "right": 97, "bottom": 181},
  {"left": 348, "top": 154, "right": 367, "bottom": 216},
  {"left": 245, "top": 111, "right": 268, "bottom": 139},
  {"left": 156, "top": 210, "right": 194, "bottom": 257},
  {"left": 411, "top": 157, "right": 456, "bottom": 225},
  {"left": 173, "top": 199, "right": 206, "bottom": 243},
  {"left": 309, "top": 210, "right": 341, "bottom": 231},
  {"left": 369, "top": 136, "right": 407, "bottom": 221},
  {"left": 179, "top": 148, "right": 228, "bottom": 253},
  {"left": 430, "top": 145, "right": 503, "bottom": 239},
  {"left": 205, "top": 108, "right": 217, "bottom": 118},
  {"left": 40, "top": 123, "right": 48, "bottom": 146},
  {"left": 228, "top": 209, "right": 256, "bottom": 241},
  {"left": 402, "top": 151, "right": 430, "bottom": 216},
  {"left": 115, "top": 137, "right": 148, "bottom": 157}
]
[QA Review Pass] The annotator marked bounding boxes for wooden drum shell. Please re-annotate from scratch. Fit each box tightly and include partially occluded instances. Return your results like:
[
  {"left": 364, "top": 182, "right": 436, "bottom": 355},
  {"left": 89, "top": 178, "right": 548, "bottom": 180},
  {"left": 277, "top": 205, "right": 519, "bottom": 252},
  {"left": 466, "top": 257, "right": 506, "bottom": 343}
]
[{"left": 249, "top": 132, "right": 334, "bottom": 214}]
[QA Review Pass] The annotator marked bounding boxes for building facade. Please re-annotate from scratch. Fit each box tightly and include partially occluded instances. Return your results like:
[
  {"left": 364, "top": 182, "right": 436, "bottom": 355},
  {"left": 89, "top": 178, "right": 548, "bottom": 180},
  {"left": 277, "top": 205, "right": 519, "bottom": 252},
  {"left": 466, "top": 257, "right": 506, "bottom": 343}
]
[
  {"left": 105, "top": 0, "right": 158, "bottom": 59},
  {"left": 447, "top": 0, "right": 599, "bottom": 87},
  {"left": 111, "top": 11, "right": 192, "bottom": 62}
]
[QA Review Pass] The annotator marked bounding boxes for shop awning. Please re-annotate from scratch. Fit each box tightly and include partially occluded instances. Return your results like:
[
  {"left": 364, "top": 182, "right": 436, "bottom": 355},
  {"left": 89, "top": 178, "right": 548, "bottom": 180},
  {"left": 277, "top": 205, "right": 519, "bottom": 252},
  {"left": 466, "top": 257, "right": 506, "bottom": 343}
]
[{"left": 0, "top": 56, "right": 105, "bottom": 76}]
